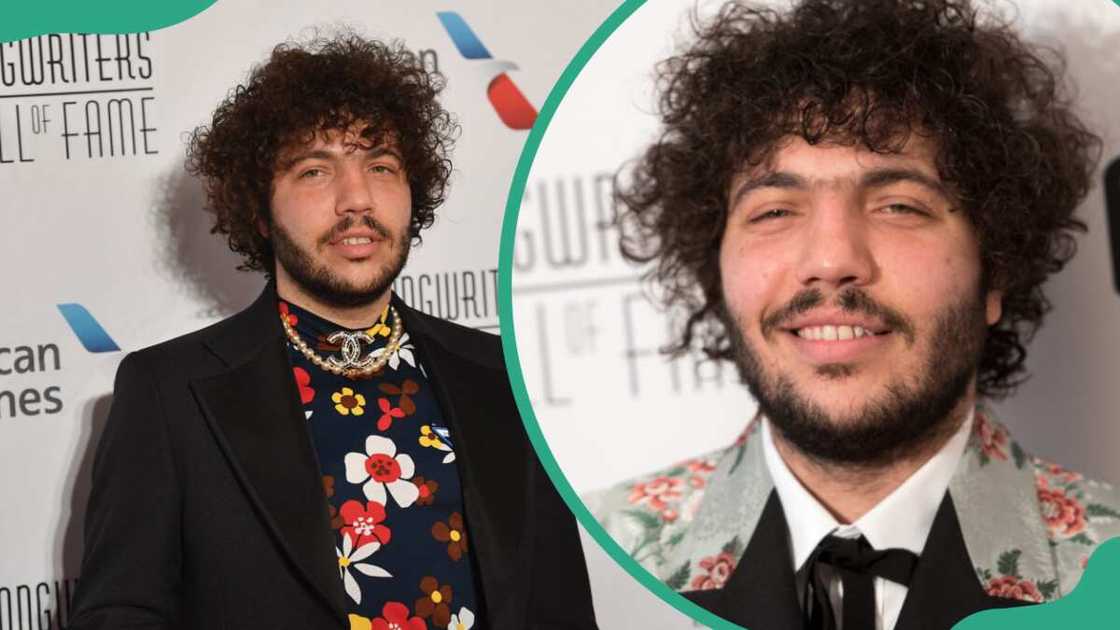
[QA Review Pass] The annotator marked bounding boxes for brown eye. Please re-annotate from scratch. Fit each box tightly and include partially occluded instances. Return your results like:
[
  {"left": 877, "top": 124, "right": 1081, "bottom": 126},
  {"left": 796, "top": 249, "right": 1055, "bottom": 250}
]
[
  {"left": 882, "top": 203, "right": 928, "bottom": 216},
  {"left": 749, "top": 208, "right": 792, "bottom": 223}
]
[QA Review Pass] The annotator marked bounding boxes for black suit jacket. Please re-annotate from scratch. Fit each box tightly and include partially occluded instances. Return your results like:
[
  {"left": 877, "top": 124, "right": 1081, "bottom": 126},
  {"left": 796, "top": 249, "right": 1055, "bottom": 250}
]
[
  {"left": 682, "top": 492, "right": 1032, "bottom": 630},
  {"left": 71, "top": 286, "right": 597, "bottom": 630}
]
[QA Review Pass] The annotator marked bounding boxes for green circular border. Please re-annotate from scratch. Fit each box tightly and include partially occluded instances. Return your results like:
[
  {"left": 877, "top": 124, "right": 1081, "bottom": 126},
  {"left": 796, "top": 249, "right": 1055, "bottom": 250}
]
[
  {"left": 0, "top": 0, "right": 217, "bottom": 43},
  {"left": 497, "top": 1, "right": 745, "bottom": 627},
  {"left": 497, "top": 1, "right": 1120, "bottom": 629}
]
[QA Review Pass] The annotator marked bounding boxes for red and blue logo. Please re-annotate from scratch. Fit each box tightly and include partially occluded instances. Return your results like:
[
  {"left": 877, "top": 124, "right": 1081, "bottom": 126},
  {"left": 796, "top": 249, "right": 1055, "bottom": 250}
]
[{"left": 437, "top": 11, "right": 538, "bottom": 130}]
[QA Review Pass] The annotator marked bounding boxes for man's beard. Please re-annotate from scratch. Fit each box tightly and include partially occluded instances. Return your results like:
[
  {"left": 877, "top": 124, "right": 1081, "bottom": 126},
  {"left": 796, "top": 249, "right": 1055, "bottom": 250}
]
[
  {"left": 725, "top": 287, "right": 987, "bottom": 467},
  {"left": 270, "top": 214, "right": 410, "bottom": 309}
]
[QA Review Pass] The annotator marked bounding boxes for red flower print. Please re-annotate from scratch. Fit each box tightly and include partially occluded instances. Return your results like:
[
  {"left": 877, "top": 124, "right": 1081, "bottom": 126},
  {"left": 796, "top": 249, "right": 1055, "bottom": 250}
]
[
  {"left": 367, "top": 453, "right": 403, "bottom": 483},
  {"left": 687, "top": 458, "right": 716, "bottom": 489},
  {"left": 370, "top": 601, "right": 426, "bottom": 630},
  {"left": 414, "top": 476, "right": 439, "bottom": 506},
  {"left": 974, "top": 412, "right": 1009, "bottom": 461},
  {"left": 687, "top": 458, "right": 716, "bottom": 475},
  {"left": 278, "top": 301, "right": 298, "bottom": 326},
  {"left": 293, "top": 367, "right": 315, "bottom": 404},
  {"left": 985, "top": 575, "right": 1044, "bottom": 603},
  {"left": 660, "top": 508, "right": 679, "bottom": 523},
  {"left": 1037, "top": 475, "right": 1087, "bottom": 538},
  {"left": 379, "top": 379, "right": 420, "bottom": 415},
  {"left": 341, "top": 500, "right": 392, "bottom": 548},
  {"left": 690, "top": 552, "right": 736, "bottom": 591},
  {"left": 1043, "top": 461, "right": 1083, "bottom": 483},
  {"left": 377, "top": 398, "right": 407, "bottom": 431},
  {"left": 416, "top": 576, "right": 453, "bottom": 627},
  {"left": 432, "top": 512, "right": 469, "bottom": 561},
  {"left": 628, "top": 476, "right": 682, "bottom": 511}
]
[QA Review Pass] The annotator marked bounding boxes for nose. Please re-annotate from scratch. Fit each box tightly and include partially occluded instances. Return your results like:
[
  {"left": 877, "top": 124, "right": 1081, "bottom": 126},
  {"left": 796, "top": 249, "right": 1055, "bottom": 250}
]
[
  {"left": 795, "top": 196, "right": 875, "bottom": 289},
  {"left": 334, "top": 162, "right": 374, "bottom": 216}
]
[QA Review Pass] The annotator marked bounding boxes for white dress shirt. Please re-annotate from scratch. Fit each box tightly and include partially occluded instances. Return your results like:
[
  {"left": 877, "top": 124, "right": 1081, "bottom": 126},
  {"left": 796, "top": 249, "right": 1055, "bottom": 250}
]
[{"left": 760, "top": 410, "right": 974, "bottom": 630}]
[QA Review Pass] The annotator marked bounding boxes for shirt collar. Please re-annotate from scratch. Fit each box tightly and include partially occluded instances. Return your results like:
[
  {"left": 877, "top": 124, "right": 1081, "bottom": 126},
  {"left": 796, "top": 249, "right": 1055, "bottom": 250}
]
[{"left": 761, "top": 407, "right": 974, "bottom": 570}]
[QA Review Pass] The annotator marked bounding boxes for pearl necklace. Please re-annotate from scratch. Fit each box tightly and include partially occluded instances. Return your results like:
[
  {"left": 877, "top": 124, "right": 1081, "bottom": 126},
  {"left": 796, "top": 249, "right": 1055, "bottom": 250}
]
[{"left": 280, "top": 306, "right": 405, "bottom": 379}]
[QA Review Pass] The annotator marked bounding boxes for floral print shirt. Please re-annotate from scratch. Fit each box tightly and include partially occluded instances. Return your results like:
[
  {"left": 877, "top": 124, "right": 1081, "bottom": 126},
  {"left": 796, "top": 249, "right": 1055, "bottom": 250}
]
[
  {"left": 280, "top": 299, "right": 481, "bottom": 630},
  {"left": 589, "top": 405, "right": 1120, "bottom": 605}
]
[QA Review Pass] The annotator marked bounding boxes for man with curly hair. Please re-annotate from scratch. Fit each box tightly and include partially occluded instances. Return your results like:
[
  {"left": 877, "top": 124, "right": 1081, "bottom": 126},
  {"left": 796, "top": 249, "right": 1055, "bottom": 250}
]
[
  {"left": 591, "top": 1, "right": 1120, "bottom": 628},
  {"left": 71, "top": 35, "right": 597, "bottom": 630}
]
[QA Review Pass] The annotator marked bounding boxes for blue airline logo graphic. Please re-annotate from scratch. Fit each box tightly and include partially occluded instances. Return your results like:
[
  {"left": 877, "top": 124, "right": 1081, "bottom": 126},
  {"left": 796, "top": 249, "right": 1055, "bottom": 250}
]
[
  {"left": 437, "top": 11, "right": 538, "bottom": 130},
  {"left": 57, "top": 303, "right": 120, "bottom": 353}
]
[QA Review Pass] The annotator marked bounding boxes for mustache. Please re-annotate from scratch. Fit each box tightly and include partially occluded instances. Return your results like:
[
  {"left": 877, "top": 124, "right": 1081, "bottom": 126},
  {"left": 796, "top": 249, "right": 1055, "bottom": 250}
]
[
  {"left": 317, "top": 214, "right": 392, "bottom": 247},
  {"left": 760, "top": 287, "right": 916, "bottom": 342}
]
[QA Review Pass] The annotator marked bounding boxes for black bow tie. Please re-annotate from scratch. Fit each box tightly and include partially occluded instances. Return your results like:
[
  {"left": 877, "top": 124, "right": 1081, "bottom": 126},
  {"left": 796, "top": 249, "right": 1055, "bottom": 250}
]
[{"left": 800, "top": 534, "right": 919, "bottom": 630}]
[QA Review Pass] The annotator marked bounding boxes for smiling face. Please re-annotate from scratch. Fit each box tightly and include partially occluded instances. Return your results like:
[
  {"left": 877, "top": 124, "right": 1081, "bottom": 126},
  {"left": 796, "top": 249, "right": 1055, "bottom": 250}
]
[
  {"left": 719, "top": 135, "right": 1003, "bottom": 465},
  {"left": 266, "top": 124, "right": 413, "bottom": 310}
]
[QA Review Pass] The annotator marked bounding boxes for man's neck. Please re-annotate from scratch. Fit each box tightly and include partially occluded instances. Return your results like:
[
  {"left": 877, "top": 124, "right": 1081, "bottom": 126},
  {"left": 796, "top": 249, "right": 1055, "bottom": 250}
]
[
  {"left": 275, "top": 274, "right": 391, "bottom": 330},
  {"left": 770, "top": 392, "right": 975, "bottom": 524}
]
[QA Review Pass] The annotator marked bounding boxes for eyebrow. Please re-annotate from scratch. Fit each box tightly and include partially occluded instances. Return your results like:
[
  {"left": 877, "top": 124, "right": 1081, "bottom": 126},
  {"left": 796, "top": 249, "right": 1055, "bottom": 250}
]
[
  {"left": 729, "top": 167, "right": 952, "bottom": 208},
  {"left": 277, "top": 145, "right": 402, "bottom": 171}
]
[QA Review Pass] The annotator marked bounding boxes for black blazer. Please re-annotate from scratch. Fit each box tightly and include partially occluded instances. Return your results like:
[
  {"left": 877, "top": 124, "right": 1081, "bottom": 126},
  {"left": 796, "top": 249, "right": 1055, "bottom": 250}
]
[
  {"left": 70, "top": 286, "right": 598, "bottom": 630},
  {"left": 683, "top": 492, "right": 1032, "bottom": 630}
]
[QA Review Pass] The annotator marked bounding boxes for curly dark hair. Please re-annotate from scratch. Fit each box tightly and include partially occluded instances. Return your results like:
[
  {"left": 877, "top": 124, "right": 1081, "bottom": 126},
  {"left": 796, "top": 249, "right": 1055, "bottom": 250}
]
[
  {"left": 616, "top": 0, "right": 1101, "bottom": 398},
  {"left": 186, "top": 32, "right": 458, "bottom": 275}
]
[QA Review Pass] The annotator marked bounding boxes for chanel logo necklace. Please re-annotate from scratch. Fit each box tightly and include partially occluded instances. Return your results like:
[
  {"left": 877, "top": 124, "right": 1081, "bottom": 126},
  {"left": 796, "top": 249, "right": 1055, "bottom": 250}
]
[{"left": 281, "top": 306, "right": 405, "bottom": 379}]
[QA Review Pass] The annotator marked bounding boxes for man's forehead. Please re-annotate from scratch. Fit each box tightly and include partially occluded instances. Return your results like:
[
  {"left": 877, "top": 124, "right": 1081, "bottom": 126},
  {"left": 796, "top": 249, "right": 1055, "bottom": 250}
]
[
  {"left": 276, "top": 124, "right": 401, "bottom": 166},
  {"left": 745, "top": 134, "right": 941, "bottom": 181}
]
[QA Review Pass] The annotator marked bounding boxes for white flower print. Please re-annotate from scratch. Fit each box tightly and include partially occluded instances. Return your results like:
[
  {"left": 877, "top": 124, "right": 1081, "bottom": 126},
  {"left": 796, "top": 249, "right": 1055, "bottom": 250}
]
[
  {"left": 336, "top": 531, "right": 391, "bottom": 604},
  {"left": 448, "top": 606, "right": 475, "bottom": 630},
  {"left": 344, "top": 435, "right": 420, "bottom": 508},
  {"left": 368, "top": 333, "right": 417, "bottom": 371}
]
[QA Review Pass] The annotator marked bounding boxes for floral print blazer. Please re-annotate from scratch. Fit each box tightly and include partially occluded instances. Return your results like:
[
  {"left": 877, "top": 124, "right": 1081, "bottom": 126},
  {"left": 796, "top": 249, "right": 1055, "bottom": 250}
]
[{"left": 589, "top": 406, "right": 1120, "bottom": 621}]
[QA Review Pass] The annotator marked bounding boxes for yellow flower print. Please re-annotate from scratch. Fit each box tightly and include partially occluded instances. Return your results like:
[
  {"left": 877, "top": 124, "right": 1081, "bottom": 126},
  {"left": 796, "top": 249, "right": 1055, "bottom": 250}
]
[
  {"left": 348, "top": 614, "right": 372, "bottom": 630},
  {"left": 332, "top": 387, "right": 366, "bottom": 416},
  {"left": 419, "top": 425, "right": 448, "bottom": 450},
  {"left": 420, "top": 425, "right": 456, "bottom": 463},
  {"left": 366, "top": 305, "right": 392, "bottom": 338}
]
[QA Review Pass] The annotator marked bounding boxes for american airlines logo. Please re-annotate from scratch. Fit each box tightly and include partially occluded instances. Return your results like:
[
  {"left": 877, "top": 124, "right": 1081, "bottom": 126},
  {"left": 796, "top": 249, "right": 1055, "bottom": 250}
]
[
  {"left": 57, "top": 303, "right": 119, "bottom": 353},
  {"left": 437, "top": 11, "right": 538, "bottom": 130}
]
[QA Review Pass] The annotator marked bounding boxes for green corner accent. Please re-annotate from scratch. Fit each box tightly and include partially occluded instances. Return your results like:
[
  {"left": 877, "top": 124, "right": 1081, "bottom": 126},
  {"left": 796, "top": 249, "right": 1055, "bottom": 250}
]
[
  {"left": 956, "top": 536, "right": 1120, "bottom": 629},
  {"left": 2, "top": 1, "right": 218, "bottom": 43},
  {"left": 496, "top": 0, "right": 744, "bottom": 627},
  {"left": 495, "top": 1, "right": 1120, "bottom": 630}
]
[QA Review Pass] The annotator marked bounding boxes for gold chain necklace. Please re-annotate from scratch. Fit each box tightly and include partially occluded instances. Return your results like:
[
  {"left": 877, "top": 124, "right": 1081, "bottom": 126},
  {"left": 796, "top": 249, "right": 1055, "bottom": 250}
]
[{"left": 280, "top": 306, "right": 405, "bottom": 379}]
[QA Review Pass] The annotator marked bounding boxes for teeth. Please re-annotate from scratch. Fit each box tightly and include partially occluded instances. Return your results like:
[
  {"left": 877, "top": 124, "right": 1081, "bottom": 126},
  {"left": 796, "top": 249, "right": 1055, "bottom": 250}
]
[
  {"left": 342, "top": 237, "right": 372, "bottom": 245},
  {"left": 796, "top": 325, "right": 877, "bottom": 341}
]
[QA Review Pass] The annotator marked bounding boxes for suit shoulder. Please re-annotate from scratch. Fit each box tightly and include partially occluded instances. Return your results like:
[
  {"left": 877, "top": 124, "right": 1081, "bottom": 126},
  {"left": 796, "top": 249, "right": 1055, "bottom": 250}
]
[
  {"left": 584, "top": 447, "right": 727, "bottom": 575},
  {"left": 1029, "top": 456, "right": 1120, "bottom": 594},
  {"left": 121, "top": 310, "right": 247, "bottom": 377},
  {"left": 407, "top": 308, "right": 503, "bottom": 370}
]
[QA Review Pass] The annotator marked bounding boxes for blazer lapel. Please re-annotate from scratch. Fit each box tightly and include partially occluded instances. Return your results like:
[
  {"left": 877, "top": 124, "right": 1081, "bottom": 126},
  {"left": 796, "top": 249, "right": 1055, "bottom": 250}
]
[
  {"left": 682, "top": 491, "right": 802, "bottom": 630},
  {"left": 190, "top": 287, "right": 347, "bottom": 623},
  {"left": 895, "top": 494, "right": 1032, "bottom": 629},
  {"left": 395, "top": 299, "right": 528, "bottom": 623}
]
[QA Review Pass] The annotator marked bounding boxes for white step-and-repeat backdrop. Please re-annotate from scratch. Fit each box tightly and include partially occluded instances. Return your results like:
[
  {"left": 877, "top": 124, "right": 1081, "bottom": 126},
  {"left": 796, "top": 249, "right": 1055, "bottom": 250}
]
[{"left": 0, "top": 2, "right": 700, "bottom": 629}]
